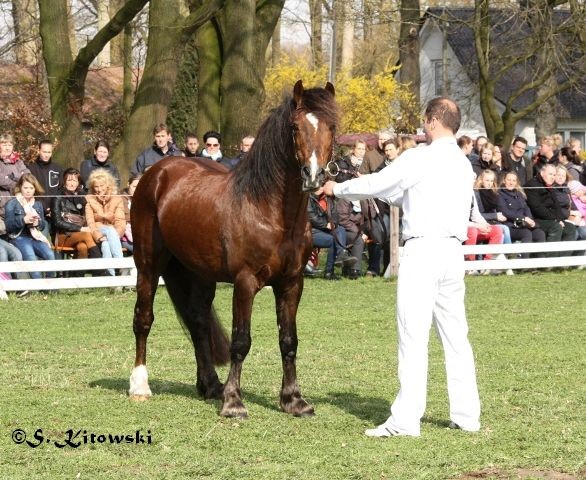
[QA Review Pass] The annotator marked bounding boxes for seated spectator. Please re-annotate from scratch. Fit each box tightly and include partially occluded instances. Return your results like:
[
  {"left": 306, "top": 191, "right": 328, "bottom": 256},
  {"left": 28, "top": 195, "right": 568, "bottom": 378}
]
[
  {"left": 337, "top": 198, "right": 368, "bottom": 279},
  {"left": 334, "top": 140, "right": 366, "bottom": 182},
  {"left": 525, "top": 163, "right": 576, "bottom": 250},
  {"left": 502, "top": 136, "right": 532, "bottom": 185},
  {"left": 85, "top": 169, "right": 126, "bottom": 276},
  {"left": 307, "top": 186, "right": 356, "bottom": 280},
  {"left": 80, "top": 140, "right": 121, "bottom": 188},
  {"left": 120, "top": 175, "right": 141, "bottom": 253},
  {"left": 130, "top": 123, "right": 182, "bottom": 177},
  {"left": 27, "top": 139, "right": 63, "bottom": 224},
  {"left": 474, "top": 169, "right": 511, "bottom": 245},
  {"left": 497, "top": 171, "right": 546, "bottom": 257},
  {"left": 553, "top": 165, "right": 578, "bottom": 242},
  {"left": 558, "top": 146, "right": 583, "bottom": 183},
  {"left": 465, "top": 193, "right": 504, "bottom": 274},
  {"left": 51, "top": 168, "right": 101, "bottom": 260},
  {"left": 4, "top": 173, "right": 55, "bottom": 279},
  {"left": 182, "top": 133, "right": 199, "bottom": 158},
  {"left": 568, "top": 181, "right": 586, "bottom": 240}
]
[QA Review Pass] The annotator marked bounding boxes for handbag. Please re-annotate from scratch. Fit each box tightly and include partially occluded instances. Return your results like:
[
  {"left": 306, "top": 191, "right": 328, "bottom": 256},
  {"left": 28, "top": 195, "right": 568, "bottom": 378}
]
[{"left": 62, "top": 211, "right": 86, "bottom": 227}]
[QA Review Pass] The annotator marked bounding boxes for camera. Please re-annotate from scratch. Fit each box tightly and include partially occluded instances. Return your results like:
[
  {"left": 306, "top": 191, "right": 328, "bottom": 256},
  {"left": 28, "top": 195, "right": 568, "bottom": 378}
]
[{"left": 513, "top": 218, "right": 526, "bottom": 228}]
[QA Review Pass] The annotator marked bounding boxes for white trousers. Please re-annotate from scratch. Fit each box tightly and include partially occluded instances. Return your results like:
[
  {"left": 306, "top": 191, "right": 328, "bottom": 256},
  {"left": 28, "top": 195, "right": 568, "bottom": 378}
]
[{"left": 386, "top": 237, "right": 480, "bottom": 436}]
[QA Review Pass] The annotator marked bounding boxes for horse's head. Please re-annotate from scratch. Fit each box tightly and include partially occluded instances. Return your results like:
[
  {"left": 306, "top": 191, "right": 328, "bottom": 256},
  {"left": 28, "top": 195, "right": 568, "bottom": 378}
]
[{"left": 292, "top": 80, "right": 337, "bottom": 192}]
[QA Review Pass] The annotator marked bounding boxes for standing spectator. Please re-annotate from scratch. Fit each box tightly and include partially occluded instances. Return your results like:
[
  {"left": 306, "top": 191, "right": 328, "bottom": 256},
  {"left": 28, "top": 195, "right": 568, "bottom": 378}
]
[
  {"left": 130, "top": 124, "right": 181, "bottom": 177},
  {"left": 457, "top": 135, "right": 474, "bottom": 158},
  {"left": 85, "top": 169, "right": 125, "bottom": 276},
  {"left": 182, "top": 133, "right": 200, "bottom": 158},
  {"left": 0, "top": 133, "right": 30, "bottom": 209},
  {"left": 468, "top": 135, "right": 488, "bottom": 164},
  {"left": 531, "top": 136, "right": 559, "bottom": 177},
  {"left": 80, "top": 140, "right": 121, "bottom": 188},
  {"left": 334, "top": 140, "right": 366, "bottom": 182},
  {"left": 51, "top": 168, "right": 101, "bottom": 260},
  {"left": 4, "top": 173, "right": 55, "bottom": 279},
  {"left": 324, "top": 97, "right": 481, "bottom": 437},
  {"left": 27, "top": 139, "right": 63, "bottom": 222},
  {"left": 502, "top": 136, "right": 532, "bottom": 185},
  {"left": 227, "top": 135, "right": 255, "bottom": 169},
  {"left": 525, "top": 164, "right": 575, "bottom": 251},
  {"left": 497, "top": 171, "right": 545, "bottom": 256},
  {"left": 557, "top": 147, "right": 583, "bottom": 183},
  {"left": 360, "top": 130, "right": 392, "bottom": 174},
  {"left": 200, "top": 131, "right": 224, "bottom": 162}
]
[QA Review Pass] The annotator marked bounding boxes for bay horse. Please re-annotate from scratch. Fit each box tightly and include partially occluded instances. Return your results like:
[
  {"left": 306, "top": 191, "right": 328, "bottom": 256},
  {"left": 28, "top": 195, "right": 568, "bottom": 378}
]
[{"left": 129, "top": 80, "right": 338, "bottom": 417}]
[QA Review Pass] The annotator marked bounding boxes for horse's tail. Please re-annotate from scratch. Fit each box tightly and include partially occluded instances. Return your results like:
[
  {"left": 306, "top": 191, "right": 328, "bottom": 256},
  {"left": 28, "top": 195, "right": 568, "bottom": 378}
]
[{"left": 162, "top": 260, "right": 230, "bottom": 366}]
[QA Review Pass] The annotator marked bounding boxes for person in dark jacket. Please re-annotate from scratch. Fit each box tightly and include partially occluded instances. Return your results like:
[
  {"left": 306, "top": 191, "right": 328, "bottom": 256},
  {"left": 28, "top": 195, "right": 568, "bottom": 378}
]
[
  {"left": 51, "top": 168, "right": 101, "bottom": 259},
  {"left": 525, "top": 164, "right": 575, "bottom": 251},
  {"left": 80, "top": 140, "right": 121, "bottom": 188},
  {"left": 27, "top": 139, "right": 63, "bottom": 221},
  {"left": 497, "top": 171, "right": 545, "bottom": 257},
  {"left": 130, "top": 124, "right": 181, "bottom": 177}
]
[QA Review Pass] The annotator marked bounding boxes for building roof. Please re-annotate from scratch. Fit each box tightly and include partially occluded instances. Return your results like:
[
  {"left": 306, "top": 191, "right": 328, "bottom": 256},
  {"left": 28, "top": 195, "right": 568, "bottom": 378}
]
[{"left": 424, "top": 7, "right": 586, "bottom": 119}]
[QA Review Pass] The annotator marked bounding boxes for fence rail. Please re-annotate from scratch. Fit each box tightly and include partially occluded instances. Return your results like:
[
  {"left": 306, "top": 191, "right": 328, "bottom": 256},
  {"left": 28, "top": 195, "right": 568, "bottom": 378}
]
[{"left": 1, "top": 241, "right": 585, "bottom": 297}]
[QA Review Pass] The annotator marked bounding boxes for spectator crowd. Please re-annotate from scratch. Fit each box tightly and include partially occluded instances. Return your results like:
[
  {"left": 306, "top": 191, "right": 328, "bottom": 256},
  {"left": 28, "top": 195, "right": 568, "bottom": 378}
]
[{"left": 1, "top": 122, "right": 585, "bottom": 293}]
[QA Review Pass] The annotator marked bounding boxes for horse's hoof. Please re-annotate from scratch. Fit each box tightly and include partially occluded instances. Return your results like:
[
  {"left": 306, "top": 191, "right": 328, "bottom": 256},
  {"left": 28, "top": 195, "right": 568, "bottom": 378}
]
[
  {"left": 281, "top": 397, "right": 315, "bottom": 417},
  {"left": 129, "top": 394, "right": 151, "bottom": 402},
  {"left": 220, "top": 402, "right": 248, "bottom": 418}
]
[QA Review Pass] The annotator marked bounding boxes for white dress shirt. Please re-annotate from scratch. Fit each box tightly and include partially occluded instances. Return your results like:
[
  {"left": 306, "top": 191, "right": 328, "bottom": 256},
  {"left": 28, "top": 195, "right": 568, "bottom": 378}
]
[{"left": 333, "top": 137, "right": 474, "bottom": 242}]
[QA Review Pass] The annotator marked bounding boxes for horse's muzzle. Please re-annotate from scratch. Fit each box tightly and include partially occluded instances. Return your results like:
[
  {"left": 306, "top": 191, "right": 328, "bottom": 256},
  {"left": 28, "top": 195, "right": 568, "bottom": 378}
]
[{"left": 301, "top": 166, "right": 325, "bottom": 192}]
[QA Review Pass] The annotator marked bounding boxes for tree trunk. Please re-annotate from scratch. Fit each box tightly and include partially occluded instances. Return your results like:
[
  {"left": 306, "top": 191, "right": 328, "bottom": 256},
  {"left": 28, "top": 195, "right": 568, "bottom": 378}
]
[
  {"left": 398, "top": 0, "right": 420, "bottom": 131},
  {"left": 38, "top": 0, "right": 149, "bottom": 167},
  {"left": 12, "top": 0, "right": 40, "bottom": 66},
  {"left": 309, "top": 0, "right": 323, "bottom": 67},
  {"left": 109, "top": 0, "right": 126, "bottom": 66}
]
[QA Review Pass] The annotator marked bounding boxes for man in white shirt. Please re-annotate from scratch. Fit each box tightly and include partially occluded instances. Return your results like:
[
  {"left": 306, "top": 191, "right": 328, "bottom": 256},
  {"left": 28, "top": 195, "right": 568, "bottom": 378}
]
[{"left": 323, "top": 97, "right": 480, "bottom": 437}]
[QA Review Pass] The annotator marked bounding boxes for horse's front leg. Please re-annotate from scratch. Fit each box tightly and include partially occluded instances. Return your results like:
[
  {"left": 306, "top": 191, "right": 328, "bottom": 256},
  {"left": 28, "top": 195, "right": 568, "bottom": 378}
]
[
  {"left": 274, "top": 276, "right": 314, "bottom": 416},
  {"left": 220, "top": 274, "right": 256, "bottom": 418}
]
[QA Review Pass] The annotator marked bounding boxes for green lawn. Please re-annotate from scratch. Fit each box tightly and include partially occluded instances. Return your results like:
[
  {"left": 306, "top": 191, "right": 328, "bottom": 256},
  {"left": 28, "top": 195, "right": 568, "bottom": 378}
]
[{"left": 1, "top": 271, "right": 585, "bottom": 479}]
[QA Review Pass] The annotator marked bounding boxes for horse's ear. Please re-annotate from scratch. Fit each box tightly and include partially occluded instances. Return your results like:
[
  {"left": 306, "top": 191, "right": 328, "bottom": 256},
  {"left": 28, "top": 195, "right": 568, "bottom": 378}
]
[
  {"left": 293, "top": 80, "right": 304, "bottom": 106},
  {"left": 325, "top": 82, "right": 335, "bottom": 97}
]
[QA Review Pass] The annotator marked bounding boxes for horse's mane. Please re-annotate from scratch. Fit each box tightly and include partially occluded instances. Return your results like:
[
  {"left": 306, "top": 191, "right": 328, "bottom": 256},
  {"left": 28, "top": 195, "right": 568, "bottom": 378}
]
[{"left": 231, "top": 86, "right": 339, "bottom": 202}]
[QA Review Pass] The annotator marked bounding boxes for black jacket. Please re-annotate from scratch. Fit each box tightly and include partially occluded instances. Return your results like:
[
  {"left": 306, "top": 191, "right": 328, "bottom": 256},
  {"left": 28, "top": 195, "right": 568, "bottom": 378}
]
[
  {"left": 525, "top": 175, "right": 565, "bottom": 221},
  {"left": 51, "top": 188, "right": 87, "bottom": 233}
]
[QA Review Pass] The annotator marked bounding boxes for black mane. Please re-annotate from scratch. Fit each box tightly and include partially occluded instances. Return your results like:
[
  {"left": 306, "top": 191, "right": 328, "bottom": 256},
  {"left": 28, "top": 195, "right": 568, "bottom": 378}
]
[{"left": 232, "top": 86, "right": 338, "bottom": 202}]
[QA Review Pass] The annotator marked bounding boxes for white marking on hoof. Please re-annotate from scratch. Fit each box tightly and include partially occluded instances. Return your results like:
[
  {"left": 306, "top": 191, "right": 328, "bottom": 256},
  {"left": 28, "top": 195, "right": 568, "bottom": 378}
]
[{"left": 129, "top": 365, "right": 152, "bottom": 398}]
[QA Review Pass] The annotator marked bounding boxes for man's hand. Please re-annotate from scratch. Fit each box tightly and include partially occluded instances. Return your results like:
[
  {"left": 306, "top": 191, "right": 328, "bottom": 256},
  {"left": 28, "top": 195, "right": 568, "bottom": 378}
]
[{"left": 323, "top": 181, "right": 337, "bottom": 196}]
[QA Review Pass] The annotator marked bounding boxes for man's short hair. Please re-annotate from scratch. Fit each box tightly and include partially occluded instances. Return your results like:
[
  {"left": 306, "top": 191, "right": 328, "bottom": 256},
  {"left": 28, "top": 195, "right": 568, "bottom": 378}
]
[
  {"left": 424, "top": 97, "right": 461, "bottom": 134},
  {"left": 512, "top": 136, "right": 528, "bottom": 146},
  {"left": 152, "top": 123, "right": 169, "bottom": 135}
]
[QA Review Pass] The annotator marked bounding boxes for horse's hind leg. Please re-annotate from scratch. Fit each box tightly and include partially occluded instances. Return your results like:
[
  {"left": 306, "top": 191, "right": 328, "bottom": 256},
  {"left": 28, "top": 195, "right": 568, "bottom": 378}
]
[
  {"left": 129, "top": 259, "right": 162, "bottom": 400},
  {"left": 274, "top": 276, "right": 314, "bottom": 416},
  {"left": 163, "top": 264, "right": 227, "bottom": 400}
]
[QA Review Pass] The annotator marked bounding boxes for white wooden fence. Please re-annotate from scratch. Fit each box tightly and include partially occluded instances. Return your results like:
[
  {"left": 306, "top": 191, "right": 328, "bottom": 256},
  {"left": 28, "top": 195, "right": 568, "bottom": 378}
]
[{"left": 1, "top": 240, "right": 585, "bottom": 298}]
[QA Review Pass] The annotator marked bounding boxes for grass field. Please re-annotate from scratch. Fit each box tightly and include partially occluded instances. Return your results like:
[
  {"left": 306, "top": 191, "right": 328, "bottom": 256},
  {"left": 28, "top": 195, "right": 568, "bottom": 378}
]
[{"left": 1, "top": 271, "right": 585, "bottom": 479}]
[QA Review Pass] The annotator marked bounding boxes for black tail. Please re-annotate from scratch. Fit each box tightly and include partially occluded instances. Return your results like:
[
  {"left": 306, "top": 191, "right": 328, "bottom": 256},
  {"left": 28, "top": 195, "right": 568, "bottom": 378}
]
[{"left": 162, "top": 258, "right": 230, "bottom": 366}]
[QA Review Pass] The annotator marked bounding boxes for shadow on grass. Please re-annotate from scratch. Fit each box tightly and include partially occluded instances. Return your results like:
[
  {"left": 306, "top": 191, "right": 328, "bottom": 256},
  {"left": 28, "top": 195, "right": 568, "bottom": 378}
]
[{"left": 325, "top": 391, "right": 390, "bottom": 423}]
